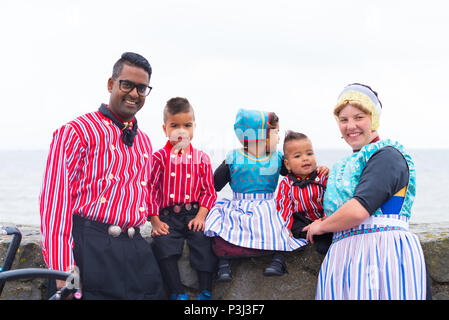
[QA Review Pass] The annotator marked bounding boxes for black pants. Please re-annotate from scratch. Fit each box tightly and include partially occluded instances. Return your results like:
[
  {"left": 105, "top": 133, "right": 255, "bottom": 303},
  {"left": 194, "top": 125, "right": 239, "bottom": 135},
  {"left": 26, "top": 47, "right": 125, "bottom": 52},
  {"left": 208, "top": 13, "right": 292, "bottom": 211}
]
[
  {"left": 151, "top": 206, "right": 217, "bottom": 273},
  {"left": 69, "top": 214, "right": 165, "bottom": 300},
  {"left": 291, "top": 213, "right": 333, "bottom": 255}
]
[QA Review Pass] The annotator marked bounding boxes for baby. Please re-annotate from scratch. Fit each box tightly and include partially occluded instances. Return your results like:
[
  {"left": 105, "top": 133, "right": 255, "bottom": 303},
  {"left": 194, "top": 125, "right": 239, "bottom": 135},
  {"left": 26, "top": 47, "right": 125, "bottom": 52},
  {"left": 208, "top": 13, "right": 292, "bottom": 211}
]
[{"left": 275, "top": 130, "right": 332, "bottom": 256}]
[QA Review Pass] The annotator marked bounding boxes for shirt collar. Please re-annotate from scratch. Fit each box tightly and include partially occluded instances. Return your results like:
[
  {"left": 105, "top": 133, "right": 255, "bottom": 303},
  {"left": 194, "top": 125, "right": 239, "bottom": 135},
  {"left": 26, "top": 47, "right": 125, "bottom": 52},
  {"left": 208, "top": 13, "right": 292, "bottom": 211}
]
[{"left": 102, "top": 104, "right": 135, "bottom": 124}]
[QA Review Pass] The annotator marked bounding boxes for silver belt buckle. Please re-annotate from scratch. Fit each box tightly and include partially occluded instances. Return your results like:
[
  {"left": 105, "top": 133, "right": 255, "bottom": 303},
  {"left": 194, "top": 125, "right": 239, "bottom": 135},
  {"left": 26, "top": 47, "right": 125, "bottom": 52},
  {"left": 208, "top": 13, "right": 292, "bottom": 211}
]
[
  {"left": 108, "top": 225, "right": 122, "bottom": 237},
  {"left": 127, "top": 227, "right": 135, "bottom": 239}
]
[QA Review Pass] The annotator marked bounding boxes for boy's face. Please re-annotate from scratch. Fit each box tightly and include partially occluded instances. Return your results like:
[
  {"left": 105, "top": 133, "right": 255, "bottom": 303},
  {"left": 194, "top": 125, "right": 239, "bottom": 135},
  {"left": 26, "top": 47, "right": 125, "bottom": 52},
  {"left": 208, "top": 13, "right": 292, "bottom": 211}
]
[
  {"left": 284, "top": 138, "right": 317, "bottom": 178},
  {"left": 163, "top": 111, "right": 196, "bottom": 147}
]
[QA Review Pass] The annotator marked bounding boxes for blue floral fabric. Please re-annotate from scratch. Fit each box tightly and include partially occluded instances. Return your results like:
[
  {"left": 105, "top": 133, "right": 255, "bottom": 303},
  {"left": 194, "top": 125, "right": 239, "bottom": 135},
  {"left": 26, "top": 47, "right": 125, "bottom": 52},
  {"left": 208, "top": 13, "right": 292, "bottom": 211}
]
[{"left": 323, "top": 139, "right": 416, "bottom": 218}]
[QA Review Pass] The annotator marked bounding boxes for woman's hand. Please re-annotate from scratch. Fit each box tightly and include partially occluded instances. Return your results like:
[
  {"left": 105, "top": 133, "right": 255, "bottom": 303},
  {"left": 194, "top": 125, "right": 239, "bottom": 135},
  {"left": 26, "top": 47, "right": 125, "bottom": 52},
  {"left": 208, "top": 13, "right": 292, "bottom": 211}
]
[
  {"left": 317, "top": 165, "right": 330, "bottom": 176},
  {"left": 302, "top": 199, "right": 370, "bottom": 243},
  {"left": 302, "top": 219, "right": 325, "bottom": 244}
]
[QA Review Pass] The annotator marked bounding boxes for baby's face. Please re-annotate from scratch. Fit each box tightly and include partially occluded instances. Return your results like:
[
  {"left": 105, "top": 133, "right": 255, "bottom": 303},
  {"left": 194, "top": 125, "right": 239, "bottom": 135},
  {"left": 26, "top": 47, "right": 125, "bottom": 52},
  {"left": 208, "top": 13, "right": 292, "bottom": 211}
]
[
  {"left": 163, "top": 111, "right": 195, "bottom": 148},
  {"left": 284, "top": 138, "right": 317, "bottom": 178}
]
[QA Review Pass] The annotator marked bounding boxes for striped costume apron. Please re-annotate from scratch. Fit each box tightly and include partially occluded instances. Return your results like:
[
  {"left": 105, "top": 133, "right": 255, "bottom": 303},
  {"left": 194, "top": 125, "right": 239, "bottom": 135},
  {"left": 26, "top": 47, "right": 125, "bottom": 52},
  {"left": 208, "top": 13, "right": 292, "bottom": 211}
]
[
  {"left": 316, "top": 139, "right": 427, "bottom": 300},
  {"left": 204, "top": 149, "right": 307, "bottom": 251},
  {"left": 204, "top": 192, "right": 307, "bottom": 251}
]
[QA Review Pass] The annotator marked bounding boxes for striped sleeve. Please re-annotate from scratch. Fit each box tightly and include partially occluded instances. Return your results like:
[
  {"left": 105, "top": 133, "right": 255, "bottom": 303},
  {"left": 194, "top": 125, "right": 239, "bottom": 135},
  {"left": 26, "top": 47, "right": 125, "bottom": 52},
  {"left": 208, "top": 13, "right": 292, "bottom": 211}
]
[
  {"left": 39, "top": 124, "right": 82, "bottom": 271},
  {"left": 276, "top": 177, "right": 294, "bottom": 229},
  {"left": 198, "top": 152, "right": 217, "bottom": 210},
  {"left": 148, "top": 151, "right": 164, "bottom": 215}
]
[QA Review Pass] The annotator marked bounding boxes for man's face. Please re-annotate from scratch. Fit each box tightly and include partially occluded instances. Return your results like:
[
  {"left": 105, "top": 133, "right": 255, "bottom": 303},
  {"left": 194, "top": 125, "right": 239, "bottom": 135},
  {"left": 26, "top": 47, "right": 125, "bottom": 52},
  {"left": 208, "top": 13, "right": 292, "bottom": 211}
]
[{"left": 107, "top": 64, "right": 150, "bottom": 122}]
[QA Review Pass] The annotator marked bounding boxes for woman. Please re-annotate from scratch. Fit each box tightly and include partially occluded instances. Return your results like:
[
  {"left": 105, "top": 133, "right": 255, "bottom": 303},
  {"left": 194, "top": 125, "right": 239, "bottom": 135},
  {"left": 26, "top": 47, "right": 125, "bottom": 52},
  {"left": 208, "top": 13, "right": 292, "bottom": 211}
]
[{"left": 303, "top": 83, "right": 427, "bottom": 300}]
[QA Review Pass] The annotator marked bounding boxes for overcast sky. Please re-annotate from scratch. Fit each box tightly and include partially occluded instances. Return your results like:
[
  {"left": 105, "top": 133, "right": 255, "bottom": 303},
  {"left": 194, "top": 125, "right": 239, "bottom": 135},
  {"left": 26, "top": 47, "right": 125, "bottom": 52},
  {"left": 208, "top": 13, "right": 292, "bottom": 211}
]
[{"left": 1, "top": 0, "right": 448, "bottom": 154}]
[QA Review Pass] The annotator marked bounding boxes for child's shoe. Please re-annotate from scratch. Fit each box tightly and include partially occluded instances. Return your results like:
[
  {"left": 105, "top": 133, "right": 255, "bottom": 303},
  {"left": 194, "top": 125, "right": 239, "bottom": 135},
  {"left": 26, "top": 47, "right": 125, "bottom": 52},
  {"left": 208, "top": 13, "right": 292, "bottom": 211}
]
[
  {"left": 263, "top": 258, "right": 287, "bottom": 276},
  {"left": 170, "top": 293, "right": 189, "bottom": 300},
  {"left": 197, "top": 290, "right": 212, "bottom": 300},
  {"left": 216, "top": 264, "right": 232, "bottom": 282}
]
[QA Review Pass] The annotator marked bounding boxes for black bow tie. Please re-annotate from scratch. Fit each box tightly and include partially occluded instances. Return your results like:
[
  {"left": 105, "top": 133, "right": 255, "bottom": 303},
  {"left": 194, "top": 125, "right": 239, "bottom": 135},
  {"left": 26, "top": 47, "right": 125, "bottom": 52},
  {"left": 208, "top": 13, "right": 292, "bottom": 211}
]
[
  {"left": 288, "top": 170, "right": 325, "bottom": 189},
  {"left": 99, "top": 104, "right": 138, "bottom": 147}
]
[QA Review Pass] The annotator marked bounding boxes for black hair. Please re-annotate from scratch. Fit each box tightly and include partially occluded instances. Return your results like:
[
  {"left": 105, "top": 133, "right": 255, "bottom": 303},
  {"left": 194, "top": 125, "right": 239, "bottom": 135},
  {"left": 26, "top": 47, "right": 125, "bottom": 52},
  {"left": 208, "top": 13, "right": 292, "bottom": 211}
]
[
  {"left": 163, "top": 97, "right": 195, "bottom": 123},
  {"left": 283, "top": 130, "right": 309, "bottom": 153},
  {"left": 112, "top": 52, "right": 152, "bottom": 79},
  {"left": 268, "top": 112, "right": 279, "bottom": 129}
]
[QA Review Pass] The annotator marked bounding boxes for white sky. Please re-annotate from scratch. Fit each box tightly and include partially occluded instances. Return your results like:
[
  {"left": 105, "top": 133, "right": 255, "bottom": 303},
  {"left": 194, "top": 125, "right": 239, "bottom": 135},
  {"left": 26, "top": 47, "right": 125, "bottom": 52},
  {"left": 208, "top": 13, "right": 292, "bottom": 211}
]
[{"left": 1, "top": 0, "right": 449, "bottom": 153}]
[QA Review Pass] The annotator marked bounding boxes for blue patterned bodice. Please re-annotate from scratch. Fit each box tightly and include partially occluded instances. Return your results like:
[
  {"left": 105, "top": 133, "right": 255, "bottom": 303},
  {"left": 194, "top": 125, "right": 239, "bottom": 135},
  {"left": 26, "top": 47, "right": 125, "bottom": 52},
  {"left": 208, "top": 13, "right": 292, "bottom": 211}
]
[
  {"left": 323, "top": 139, "right": 416, "bottom": 218},
  {"left": 226, "top": 149, "right": 283, "bottom": 194}
]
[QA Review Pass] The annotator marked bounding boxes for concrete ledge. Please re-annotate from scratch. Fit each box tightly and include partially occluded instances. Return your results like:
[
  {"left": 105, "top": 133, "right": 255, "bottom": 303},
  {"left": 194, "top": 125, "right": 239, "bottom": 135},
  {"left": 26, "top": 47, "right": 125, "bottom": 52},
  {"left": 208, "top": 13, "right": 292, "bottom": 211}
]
[{"left": 1, "top": 222, "right": 448, "bottom": 300}]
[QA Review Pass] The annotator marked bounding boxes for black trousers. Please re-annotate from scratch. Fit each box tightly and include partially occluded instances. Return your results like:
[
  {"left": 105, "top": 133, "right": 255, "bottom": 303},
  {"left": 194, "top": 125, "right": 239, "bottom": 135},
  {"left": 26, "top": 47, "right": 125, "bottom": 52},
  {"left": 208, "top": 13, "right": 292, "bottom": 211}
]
[
  {"left": 290, "top": 213, "right": 333, "bottom": 255},
  {"left": 70, "top": 214, "right": 165, "bottom": 300},
  {"left": 151, "top": 205, "right": 217, "bottom": 273}
]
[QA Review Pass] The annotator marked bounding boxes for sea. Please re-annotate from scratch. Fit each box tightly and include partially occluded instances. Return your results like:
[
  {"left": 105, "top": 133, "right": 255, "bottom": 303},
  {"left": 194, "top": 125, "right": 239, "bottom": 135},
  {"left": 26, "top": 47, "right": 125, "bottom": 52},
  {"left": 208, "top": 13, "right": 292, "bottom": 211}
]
[{"left": 0, "top": 148, "right": 448, "bottom": 227}]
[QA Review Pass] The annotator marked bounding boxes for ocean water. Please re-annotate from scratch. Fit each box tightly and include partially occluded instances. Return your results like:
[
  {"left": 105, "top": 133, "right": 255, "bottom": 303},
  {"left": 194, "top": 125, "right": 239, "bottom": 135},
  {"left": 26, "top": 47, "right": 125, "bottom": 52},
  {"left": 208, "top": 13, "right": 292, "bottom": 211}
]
[{"left": 0, "top": 149, "right": 448, "bottom": 227}]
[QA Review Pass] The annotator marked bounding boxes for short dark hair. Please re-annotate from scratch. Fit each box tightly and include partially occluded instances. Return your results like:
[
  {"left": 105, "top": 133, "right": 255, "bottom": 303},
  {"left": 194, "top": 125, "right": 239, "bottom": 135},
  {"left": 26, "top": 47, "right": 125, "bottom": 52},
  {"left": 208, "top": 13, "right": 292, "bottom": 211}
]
[
  {"left": 112, "top": 52, "right": 152, "bottom": 80},
  {"left": 283, "top": 130, "right": 309, "bottom": 153},
  {"left": 163, "top": 97, "right": 195, "bottom": 123},
  {"left": 268, "top": 112, "right": 279, "bottom": 129}
]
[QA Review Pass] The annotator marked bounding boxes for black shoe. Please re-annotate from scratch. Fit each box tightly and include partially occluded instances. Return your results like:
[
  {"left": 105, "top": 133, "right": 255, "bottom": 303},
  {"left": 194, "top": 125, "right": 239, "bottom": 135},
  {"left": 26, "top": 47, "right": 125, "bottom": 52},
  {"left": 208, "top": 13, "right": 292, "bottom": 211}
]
[
  {"left": 263, "top": 258, "right": 287, "bottom": 276},
  {"left": 216, "top": 264, "right": 232, "bottom": 282}
]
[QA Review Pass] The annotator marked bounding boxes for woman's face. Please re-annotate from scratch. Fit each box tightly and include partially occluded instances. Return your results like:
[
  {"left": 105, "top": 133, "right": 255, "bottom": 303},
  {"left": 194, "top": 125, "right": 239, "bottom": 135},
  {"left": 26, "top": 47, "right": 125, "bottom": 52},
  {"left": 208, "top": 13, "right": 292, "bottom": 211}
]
[
  {"left": 268, "top": 123, "right": 280, "bottom": 152},
  {"left": 337, "top": 104, "right": 377, "bottom": 150}
]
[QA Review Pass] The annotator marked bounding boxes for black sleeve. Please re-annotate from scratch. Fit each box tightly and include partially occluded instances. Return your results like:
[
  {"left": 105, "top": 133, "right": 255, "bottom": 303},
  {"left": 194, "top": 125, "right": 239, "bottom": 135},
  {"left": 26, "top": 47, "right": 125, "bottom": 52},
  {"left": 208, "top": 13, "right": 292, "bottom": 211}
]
[
  {"left": 353, "top": 146, "right": 410, "bottom": 215},
  {"left": 280, "top": 155, "right": 288, "bottom": 176},
  {"left": 213, "top": 160, "right": 231, "bottom": 192}
]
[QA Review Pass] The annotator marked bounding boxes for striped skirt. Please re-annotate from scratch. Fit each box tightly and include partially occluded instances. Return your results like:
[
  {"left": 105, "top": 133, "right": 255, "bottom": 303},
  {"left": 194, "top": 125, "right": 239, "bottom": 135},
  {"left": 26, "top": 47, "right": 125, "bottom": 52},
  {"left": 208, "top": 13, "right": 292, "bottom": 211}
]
[
  {"left": 204, "top": 192, "right": 307, "bottom": 251},
  {"left": 316, "top": 215, "right": 427, "bottom": 300}
]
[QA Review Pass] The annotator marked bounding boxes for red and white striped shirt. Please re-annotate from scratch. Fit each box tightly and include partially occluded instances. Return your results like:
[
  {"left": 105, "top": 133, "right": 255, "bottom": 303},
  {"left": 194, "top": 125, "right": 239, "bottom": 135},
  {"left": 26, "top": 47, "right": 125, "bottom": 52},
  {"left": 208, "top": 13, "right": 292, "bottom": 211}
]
[
  {"left": 149, "top": 141, "right": 217, "bottom": 213},
  {"left": 276, "top": 173, "right": 328, "bottom": 229},
  {"left": 39, "top": 110, "right": 154, "bottom": 271}
]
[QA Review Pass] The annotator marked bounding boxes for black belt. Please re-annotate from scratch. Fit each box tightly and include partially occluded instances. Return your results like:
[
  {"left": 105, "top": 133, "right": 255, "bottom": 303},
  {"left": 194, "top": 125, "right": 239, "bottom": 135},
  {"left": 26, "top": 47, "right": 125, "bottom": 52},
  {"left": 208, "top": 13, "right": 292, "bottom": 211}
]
[
  {"left": 159, "top": 202, "right": 199, "bottom": 216},
  {"left": 73, "top": 214, "right": 140, "bottom": 239}
]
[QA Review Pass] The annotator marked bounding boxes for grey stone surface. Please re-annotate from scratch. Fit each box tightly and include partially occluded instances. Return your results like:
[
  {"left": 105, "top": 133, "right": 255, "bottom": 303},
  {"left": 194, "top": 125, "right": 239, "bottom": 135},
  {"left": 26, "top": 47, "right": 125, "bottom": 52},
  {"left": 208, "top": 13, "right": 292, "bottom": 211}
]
[{"left": 1, "top": 221, "right": 448, "bottom": 300}]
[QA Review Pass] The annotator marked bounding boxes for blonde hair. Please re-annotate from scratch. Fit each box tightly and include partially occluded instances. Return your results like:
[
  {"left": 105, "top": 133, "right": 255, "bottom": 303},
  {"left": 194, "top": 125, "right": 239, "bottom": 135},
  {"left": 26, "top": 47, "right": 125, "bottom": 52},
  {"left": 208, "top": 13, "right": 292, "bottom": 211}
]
[
  {"left": 333, "top": 84, "right": 382, "bottom": 130},
  {"left": 334, "top": 100, "right": 372, "bottom": 118}
]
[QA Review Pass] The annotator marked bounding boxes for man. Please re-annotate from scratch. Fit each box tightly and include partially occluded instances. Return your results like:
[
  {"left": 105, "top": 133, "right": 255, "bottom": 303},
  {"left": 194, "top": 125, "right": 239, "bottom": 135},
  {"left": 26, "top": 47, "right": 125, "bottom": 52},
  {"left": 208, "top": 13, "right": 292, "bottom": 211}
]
[{"left": 40, "top": 52, "right": 164, "bottom": 299}]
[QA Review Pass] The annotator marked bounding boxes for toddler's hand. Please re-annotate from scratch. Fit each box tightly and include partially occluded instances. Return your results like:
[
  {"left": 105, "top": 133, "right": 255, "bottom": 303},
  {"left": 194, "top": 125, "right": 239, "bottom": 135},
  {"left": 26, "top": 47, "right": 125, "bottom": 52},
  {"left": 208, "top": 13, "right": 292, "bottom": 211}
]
[{"left": 152, "top": 221, "right": 170, "bottom": 237}]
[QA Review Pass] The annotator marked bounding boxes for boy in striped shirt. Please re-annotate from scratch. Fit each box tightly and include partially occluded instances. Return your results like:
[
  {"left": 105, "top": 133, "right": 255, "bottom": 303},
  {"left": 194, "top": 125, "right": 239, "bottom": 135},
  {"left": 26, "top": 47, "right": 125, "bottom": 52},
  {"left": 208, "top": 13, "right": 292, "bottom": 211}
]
[{"left": 148, "top": 97, "right": 217, "bottom": 300}]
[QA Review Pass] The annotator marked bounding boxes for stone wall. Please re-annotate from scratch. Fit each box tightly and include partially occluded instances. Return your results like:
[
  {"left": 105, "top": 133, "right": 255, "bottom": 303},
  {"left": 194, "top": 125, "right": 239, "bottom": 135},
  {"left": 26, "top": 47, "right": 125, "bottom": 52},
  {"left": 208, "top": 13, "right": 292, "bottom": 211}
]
[{"left": 1, "top": 222, "right": 448, "bottom": 300}]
